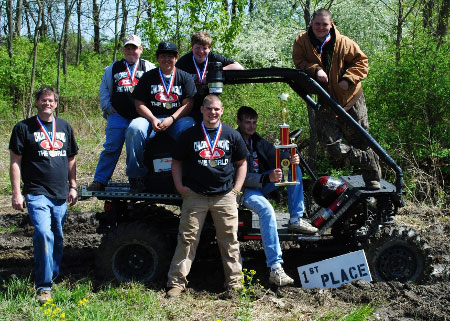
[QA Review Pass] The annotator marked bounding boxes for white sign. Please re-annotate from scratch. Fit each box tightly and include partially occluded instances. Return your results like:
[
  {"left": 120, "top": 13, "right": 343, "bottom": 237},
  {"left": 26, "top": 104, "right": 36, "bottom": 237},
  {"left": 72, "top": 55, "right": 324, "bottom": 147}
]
[
  {"left": 297, "top": 250, "right": 372, "bottom": 289},
  {"left": 153, "top": 157, "right": 172, "bottom": 172}
]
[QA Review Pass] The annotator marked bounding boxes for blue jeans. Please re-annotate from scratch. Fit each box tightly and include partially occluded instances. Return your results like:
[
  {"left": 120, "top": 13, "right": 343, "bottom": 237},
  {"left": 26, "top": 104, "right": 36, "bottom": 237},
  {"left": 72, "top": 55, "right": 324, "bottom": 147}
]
[
  {"left": 242, "top": 166, "right": 305, "bottom": 267},
  {"left": 125, "top": 116, "right": 195, "bottom": 178},
  {"left": 25, "top": 194, "right": 67, "bottom": 292},
  {"left": 93, "top": 113, "right": 132, "bottom": 184}
]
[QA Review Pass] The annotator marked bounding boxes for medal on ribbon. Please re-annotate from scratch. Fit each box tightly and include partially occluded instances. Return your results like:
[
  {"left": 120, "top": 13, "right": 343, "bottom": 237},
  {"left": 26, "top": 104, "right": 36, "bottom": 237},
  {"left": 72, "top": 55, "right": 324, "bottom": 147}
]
[
  {"left": 36, "top": 115, "right": 56, "bottom": 151},
  {"left": 201, "top": 121, "right": 222, "bottom": 168},
  {"left": 193, "top": 54, "right": 208, "bottom": 84},
  {"left": 125, "top": 60, "right": 140, "bottom": 93},
  {"left": 158, "top": 67, "right": 176, "bottom": 109}
]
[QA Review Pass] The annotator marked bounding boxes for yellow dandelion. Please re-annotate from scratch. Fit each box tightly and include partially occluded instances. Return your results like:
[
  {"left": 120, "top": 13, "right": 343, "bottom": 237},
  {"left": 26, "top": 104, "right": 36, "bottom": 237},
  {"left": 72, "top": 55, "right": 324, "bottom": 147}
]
[
  {"left": 60, "top": 312, "right": 66, "bottom": 318},
  {"left": 250, "top": 270, "right": 256, "bottom": 275},
  {"left": 260, "top": 285, "right": 264, "bottom": 289}
]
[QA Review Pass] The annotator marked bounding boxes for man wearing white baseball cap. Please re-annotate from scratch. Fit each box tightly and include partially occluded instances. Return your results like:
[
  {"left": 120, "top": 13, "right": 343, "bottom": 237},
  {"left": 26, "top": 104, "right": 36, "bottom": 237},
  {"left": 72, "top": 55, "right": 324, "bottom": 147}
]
[{"left": 87, "top": 35, "right": 155, "bottom": 191}]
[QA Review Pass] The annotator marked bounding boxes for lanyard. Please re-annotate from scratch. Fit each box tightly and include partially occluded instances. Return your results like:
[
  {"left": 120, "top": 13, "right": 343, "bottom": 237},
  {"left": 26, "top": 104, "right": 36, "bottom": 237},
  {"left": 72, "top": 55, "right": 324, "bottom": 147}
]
[
  {"left": 125, "top": 60, "right": 140, "bottom": 86},
  {"left": 158, "top": 67, "right": 176, "bottom": 97},
  {"left": 36, "top": 115, "right": 56, "bottom": 150},
  {"left": 201, "top": 121, "right": 222, "bottom": 159},
  {"left": 193, "top": 54, "right": 208, "bottom": 83},
  {"left": 319, "top": 33, "right": 331, "bottom": 55}
]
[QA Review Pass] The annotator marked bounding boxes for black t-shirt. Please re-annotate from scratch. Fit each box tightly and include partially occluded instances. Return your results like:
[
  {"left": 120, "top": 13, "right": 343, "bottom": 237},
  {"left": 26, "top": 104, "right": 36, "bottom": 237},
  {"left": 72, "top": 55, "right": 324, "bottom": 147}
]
[
  {"left": 111, "top": 58, "right": 150, "bottom": 119},
  {"left": 176, "top": 51, "right": 235, "bottom": 97},
  {"left": 132, "top": 67, "right": 196, "bottom": 116},
  {"left": 9, "top": 116, "right": 79, "bottom": 199},
  {"left": 172, "top": 123, "right": 248, "bottom": 195}
]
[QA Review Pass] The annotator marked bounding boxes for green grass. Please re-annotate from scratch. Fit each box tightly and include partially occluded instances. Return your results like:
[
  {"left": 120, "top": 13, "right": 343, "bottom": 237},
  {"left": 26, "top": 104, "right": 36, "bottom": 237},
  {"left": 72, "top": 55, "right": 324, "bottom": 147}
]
[
  {"left": 0, "top": 278, "right": 173, "bottom": 321},
  {"left": 0, "top": 276, "right": 378, "bottom": 321},
  {"left": 0, "top": 225, "right": 19, "bottom": 233}
]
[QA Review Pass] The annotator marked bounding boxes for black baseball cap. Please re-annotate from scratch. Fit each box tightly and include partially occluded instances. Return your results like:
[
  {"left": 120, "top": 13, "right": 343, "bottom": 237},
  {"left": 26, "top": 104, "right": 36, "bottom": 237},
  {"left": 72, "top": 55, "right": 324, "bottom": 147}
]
[{"left": 156, "top": 41, "right": 179, "bottom": 55}]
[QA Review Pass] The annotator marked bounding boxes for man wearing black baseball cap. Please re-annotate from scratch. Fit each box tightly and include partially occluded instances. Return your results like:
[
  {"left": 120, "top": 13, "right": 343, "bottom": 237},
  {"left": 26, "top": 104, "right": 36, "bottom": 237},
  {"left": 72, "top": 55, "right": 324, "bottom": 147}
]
[{"left": 125, "top": 41, "right": 197, "bottom": 192}]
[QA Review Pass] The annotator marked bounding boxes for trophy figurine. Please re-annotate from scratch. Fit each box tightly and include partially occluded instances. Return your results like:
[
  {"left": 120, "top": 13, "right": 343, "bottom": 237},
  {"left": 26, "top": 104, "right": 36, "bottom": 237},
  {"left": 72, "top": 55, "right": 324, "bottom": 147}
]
[{"left": 275, "top": 93, "right": 299, "bottom": 186}]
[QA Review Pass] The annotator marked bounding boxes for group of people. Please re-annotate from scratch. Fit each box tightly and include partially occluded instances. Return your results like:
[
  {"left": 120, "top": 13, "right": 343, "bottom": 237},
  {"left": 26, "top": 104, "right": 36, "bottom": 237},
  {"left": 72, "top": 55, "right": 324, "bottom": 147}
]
[{"left": 9, "top": 8, "right": 381, "bottom": 303}]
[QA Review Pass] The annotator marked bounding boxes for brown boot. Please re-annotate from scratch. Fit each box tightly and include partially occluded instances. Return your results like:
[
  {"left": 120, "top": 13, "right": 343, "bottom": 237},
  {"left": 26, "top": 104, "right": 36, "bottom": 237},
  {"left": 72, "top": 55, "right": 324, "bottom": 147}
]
[{"left": 166, "top": 287, "right": 183, "bottom": 298}]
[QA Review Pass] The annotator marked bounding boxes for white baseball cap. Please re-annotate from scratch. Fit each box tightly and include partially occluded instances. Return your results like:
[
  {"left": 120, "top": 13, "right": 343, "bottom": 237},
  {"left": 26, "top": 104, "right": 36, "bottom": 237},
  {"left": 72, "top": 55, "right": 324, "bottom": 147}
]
[{"left": 124, "top": 35, "right": 141, "bottom": 47}]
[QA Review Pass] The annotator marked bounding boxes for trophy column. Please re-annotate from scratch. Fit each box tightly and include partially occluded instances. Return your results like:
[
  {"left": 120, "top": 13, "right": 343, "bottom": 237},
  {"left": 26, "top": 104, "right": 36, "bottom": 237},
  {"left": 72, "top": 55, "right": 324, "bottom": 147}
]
[{"left": 275, "top": 93, "right": 299, "bottom": 186}]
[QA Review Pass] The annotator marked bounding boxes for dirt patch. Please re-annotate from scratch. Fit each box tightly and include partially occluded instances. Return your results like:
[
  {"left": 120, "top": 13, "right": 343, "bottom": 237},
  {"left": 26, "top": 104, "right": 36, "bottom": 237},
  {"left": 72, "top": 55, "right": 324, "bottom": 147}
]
[{"left": 0, "top": 200, "right": 449, "bottom": 320}]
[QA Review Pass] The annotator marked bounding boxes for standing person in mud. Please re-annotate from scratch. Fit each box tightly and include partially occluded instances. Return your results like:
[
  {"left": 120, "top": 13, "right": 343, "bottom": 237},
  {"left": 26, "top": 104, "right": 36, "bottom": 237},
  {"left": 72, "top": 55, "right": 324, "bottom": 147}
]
[
  {"left": 176, "top": 31, "right": 244, "bottom": 121},
  {"left": 125, "top": 41, "right": 196, "bottom": 192},
  {"left": 87, "top": 35, "right": 155, "bottom": 191},
  {"left": 292, "top": 8, "right": 381, "bottom": 190},
  {"left": 236, "top": 106, "right": 318, "bottom": 287},
  {"left": 9, "top": 86, "right": 78, "bottom": 304},
  {"left": 166, "top": 94, "right": 248, "bottom": 298}
]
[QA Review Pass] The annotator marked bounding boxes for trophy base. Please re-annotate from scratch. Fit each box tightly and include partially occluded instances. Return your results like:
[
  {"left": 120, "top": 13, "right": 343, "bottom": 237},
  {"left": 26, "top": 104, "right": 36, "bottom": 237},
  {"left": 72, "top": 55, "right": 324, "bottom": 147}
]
[{"left": 275, "top": 181, "right": 300, "bottom": 186}]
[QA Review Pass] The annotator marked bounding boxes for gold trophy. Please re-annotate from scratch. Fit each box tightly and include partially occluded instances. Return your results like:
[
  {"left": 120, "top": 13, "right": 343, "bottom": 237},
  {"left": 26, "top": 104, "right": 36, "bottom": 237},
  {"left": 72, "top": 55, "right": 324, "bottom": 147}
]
[{"left": 275, "top": 93, "right": 300, "bottom": 186}]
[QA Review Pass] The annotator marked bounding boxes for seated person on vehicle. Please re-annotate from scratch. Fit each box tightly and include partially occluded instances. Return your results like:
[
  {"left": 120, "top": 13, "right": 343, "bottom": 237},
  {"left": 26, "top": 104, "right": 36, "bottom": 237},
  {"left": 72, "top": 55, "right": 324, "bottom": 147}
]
[
  {"left": 125, "top": 41, "right": 197, "bottom": 192},
  {"left": 88, "top": 35, "right": 155, "bottom": 191},
  {"left": 236, "top": 106, "right": 318, "bottom": 286},
  {"left": 176, "top": 31, "right": 244, "bottom": 121}
]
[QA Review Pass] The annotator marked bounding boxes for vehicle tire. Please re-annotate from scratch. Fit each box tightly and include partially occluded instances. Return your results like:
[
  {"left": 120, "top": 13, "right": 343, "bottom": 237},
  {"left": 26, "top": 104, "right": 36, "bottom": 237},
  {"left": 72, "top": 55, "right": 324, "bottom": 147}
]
[
  {"left": 97, "top": 222, "right": 172, "bottom": 283},
  {"left": 365, "top": 226, "right": 432, "bottom": 283}
]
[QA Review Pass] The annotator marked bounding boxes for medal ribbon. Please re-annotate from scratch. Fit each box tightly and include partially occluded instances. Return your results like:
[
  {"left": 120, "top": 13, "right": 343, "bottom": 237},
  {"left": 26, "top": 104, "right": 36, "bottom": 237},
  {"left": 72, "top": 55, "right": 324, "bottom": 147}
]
[
  {"left": 36, "top": 115, "right": 56, "bottom": 150},
  {"left": 125, "top": 60, "right": 140, "bottom": 87},
  {"left": 158, "top": 67, "right": 176, "bottom": 99},
  {"left": 319, "top": 33, "right": 331, "bottom": 56},
  {"left": 192, "top": 54, "right": 208, "bottom": 83},
  {"left": 201, "top": 121, "right": 222, "bottom": 160}
]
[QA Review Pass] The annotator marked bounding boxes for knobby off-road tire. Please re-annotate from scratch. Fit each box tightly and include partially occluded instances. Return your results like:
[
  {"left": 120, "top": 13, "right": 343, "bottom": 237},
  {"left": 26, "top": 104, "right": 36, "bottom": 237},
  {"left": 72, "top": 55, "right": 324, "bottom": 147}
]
[
  {"left": 365, "top": 226, "right": 432, "bottom": 283},
  {"left": 97, "top": 222, "right": 172, "bottom": 283}
]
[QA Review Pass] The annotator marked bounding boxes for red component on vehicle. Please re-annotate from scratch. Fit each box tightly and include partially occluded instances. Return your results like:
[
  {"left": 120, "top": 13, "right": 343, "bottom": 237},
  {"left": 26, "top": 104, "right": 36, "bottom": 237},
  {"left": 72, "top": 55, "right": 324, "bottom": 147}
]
[
  {"left": 104, "top": 201, "right": 112, "bottom": 212},
  {"left": 312, "top": 176, "right": 347, "bottom": 208}
]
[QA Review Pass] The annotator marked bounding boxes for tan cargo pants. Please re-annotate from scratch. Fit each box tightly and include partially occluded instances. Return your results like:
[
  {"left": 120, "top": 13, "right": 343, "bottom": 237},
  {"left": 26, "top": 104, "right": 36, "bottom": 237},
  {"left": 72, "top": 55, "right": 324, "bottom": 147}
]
[{"left": 167, "top": 189, "right": 243, "bottom": 290}]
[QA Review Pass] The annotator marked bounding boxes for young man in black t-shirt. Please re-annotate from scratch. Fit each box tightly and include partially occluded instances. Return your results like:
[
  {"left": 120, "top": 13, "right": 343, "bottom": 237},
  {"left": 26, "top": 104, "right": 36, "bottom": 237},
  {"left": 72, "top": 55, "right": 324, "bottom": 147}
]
[
  {"left": 9, "top": 86, "right": 78, "bottom": 304},
  {"left": 166, "top": 95, "right": 248, "bottom": 298},
  {"left": 125, "top": 41, "right": 197, "bottom": 191},
  {"left": 176, "top": 31, "right": 244, "bottom": 120}
]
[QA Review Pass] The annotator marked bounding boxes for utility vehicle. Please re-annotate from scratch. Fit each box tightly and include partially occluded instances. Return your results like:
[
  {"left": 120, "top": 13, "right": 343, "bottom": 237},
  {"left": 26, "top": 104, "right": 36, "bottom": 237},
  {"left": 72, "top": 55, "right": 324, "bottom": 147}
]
[{"left": 80, "top": 65, "right": 430, "bottom": 285}]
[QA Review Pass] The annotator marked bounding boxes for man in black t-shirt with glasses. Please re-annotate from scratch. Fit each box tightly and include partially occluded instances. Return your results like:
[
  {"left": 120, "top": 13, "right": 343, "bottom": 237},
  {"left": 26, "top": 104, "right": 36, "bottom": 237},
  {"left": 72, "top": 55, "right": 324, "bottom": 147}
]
[
  {"left": 166, "top": 94, "right": 247, "bottom": 298},
  {"left": 9, "top": 86, "right": 78, "bottom": 305}
]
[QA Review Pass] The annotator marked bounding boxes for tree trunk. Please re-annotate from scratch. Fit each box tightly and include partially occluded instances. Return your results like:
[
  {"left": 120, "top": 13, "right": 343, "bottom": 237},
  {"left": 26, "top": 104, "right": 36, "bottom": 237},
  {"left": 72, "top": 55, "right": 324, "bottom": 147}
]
[
  {"left": 93, "top": 0, "right": 100, "bottom": 53},
  {"left": 120, "top": 0, "right": 128, "bottom": 41},
  {"left": 134, "top": 0, "right": 141, "bottom": 34},
  {"left": 14, "top": 0, "right": 23, "bottom": 37},
  {"left": 76, "top": 0, "right": 82, "bottom": 65},
  {"left": 249, "top": 0, "right": 254, "bottom": 14},
  {"left": 395, "top": 0, "right": 403, "bottom": 62},
  {"left": 113, "top": 0, "right": 119, "bottom": 62},
  {"left": 6, "top": 0, "right": 16, "bottom": 108},
  {"left": 23, "top": 0, "right": 33, "bottom": 38},
  {"left": 303, "top": 0, "right": 311, "bottom": 27},
  {"left": 29, "top": 0, "right": 44, "bottom": 118},
  {"left": 63, "top": 0, "right": 71, "bottom": 76},
  {"left": 436, "top": 0, "right": 449, "bottom": 49},
  {"left": 48, "top": 3, "right": 57, "bottom": 40},
  {"left": 175, "top": 0, "right": 181, "bottom": 49}
]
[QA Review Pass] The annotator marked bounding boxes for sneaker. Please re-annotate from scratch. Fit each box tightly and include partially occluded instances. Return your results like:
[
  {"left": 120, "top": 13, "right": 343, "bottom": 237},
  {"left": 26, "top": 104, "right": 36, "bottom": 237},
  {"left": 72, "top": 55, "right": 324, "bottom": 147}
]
[
  {"left": 269, "top": 267, "right": 294, "bottom": 287},
  {"left": 288, "top": 218, "right": 318, "bottom": 234},
  {"left": 365, "top": 180, "right": 381, "bottom": 190},
  {"left": 166, "top": 287, "right": 183, "bottom": 298},
  {"left": 37, "top": 290, "right": 52, "bottom": 305},
  {"left": 87, "top": 181, "right": 105, "bottom": 191},
  {"left": 129, "top": 177, "right": 146, "bottom": 193}
]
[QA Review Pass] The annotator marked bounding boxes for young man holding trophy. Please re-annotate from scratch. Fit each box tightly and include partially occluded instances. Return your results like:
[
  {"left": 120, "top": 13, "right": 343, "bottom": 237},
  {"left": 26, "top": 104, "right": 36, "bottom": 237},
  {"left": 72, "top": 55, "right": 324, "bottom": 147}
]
[{"left": 236, "top": 105, "right": 318, "bottom": 287}]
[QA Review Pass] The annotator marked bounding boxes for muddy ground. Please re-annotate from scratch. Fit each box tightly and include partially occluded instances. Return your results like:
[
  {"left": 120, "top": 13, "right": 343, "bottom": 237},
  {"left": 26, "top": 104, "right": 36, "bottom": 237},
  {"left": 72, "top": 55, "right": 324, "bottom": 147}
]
[{"left": 0, "top": 197, "right": 449, "bottom": 320}]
